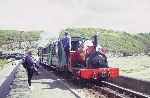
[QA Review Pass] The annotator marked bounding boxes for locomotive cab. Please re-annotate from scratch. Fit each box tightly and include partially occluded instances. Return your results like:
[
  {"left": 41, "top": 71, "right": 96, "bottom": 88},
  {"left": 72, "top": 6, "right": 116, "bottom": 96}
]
[
  {"left": 70, "top": 37, "right": 86, "bottom": 68},
  {"left": 71, "top": 37, "right": 83, "bottom": 51},
  {"left": 70, "top": 36, "right": 108, "bottom": 69}
]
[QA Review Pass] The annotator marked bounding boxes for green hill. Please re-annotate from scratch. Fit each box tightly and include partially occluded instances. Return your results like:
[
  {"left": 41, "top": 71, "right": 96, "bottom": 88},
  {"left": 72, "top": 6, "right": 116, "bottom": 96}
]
[
  {"left": 61, "top": 28, "right": 150, "bottom": 56},
  {"left": 0, "top": 30, "right": 42, "bottom": 51},
  {"left": 0, "top": 30, "right": 42, "bottom": 47}
]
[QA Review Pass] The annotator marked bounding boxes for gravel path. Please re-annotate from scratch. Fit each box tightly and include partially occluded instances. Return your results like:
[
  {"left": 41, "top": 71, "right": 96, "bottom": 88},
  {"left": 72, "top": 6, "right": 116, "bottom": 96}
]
[
  {"left": 31, "top": 67, "right": 80, "bottom": 98},
  {"left": 6, "top": 64, "right": 30, "bottom": 98}
]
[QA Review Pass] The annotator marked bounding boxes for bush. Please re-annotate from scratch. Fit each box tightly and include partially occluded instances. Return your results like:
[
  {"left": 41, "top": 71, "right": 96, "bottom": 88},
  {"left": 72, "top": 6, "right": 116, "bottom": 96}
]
[{"left": 0, "top": 59, "right": 8, "bottom": 70}]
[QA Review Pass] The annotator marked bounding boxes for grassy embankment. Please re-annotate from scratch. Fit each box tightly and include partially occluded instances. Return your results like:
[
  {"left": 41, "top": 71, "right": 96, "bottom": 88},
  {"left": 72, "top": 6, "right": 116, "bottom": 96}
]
[
  {"left": 0, "top": 59, "right": 9, "bottom": 70},
  {"left": 108, "top": 56, "right": 150, "bottom": 81}
]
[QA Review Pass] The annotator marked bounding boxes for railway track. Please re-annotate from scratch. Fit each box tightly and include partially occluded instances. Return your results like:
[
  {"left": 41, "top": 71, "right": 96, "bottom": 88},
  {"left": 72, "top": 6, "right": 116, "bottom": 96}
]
[
  {"left": 55, "top": 72, "right": 150, "bottom": 98},
  {"left": 90, "top": 81, "right": 150, "bottom": 98},
  {"left": 43, "top": 64, "right": 150, "bottom": 98}
]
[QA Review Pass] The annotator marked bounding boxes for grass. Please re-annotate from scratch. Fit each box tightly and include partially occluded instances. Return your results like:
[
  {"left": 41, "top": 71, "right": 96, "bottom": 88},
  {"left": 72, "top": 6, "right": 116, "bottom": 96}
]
[
  {"left": 108, "top": 55, "right": 150, "bottom": 81},
  {"left": 0, "top": 59, "right": 9, "bottom": 70}
]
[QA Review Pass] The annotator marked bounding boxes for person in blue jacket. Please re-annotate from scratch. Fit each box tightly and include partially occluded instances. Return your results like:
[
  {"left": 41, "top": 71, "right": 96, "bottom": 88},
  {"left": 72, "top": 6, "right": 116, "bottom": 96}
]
[
  {"left": 24, "top": 51, "right": 35, "bottom": 87},
  {"left": 62, "top": 32, "right": 71, "bottom": 65}
]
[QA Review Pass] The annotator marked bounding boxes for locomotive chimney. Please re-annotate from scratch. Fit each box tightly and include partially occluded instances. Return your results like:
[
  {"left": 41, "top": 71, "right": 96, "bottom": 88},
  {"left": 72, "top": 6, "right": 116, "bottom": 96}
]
[{"left": 93, "top": 32, "right": 99, "bottom": 47}]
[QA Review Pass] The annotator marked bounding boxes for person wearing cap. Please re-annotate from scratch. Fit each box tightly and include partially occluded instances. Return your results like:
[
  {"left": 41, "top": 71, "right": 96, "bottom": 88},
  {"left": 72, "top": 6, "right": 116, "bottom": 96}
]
[
  {"left": 62, "top": 32, "right": 71, "bottom": 65},
  {"left": 24, "top": 51, "right": 35, "bottom": 87}
]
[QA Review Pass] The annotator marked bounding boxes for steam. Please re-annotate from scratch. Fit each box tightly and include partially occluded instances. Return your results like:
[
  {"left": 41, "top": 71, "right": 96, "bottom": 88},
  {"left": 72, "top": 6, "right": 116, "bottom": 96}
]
[{"left": 36, "top": 0, "right": 88, "bottom": 47}]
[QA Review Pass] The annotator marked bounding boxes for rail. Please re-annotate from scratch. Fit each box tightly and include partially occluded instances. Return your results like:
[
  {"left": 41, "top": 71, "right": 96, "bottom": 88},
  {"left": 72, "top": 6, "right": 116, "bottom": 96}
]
[{"left": 93, "top": 81, "right": 150, "bottom": 98}]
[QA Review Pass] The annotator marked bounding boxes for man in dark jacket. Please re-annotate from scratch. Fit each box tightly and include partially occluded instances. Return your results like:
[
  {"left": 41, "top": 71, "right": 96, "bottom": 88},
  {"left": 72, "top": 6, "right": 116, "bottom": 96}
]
[
  {"left": 62, "top": 32, "right": 71, "bottom": 65},
  {"left": 24, "top": 51, "right": 35, "bottom": 87}
]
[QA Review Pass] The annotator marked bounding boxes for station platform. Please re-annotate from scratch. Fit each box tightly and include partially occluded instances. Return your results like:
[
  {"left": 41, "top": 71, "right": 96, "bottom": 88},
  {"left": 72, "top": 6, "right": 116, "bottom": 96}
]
[{"left": 31, "top": 67, "right": 80, "bottom": 98}]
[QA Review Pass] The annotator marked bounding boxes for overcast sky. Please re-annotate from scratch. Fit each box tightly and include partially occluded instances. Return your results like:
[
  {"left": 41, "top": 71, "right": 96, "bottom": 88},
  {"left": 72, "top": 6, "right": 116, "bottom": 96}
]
[{"left": 0, "top": 0, "right": 150, "bottom": 35}]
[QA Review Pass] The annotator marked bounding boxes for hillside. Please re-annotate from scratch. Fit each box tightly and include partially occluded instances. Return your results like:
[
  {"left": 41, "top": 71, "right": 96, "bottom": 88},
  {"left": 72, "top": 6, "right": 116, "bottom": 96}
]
[
  {"left": 0, "top": 30, "right": 42, "bottom": 50},
  {"left": 61, "top": 28, "right": 150, "bottom": 56}
]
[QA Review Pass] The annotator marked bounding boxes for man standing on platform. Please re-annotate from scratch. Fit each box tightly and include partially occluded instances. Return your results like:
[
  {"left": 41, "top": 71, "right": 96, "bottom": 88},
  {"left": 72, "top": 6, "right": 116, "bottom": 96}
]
[{"left": 62, "top": 32, "right": 71, "bottom": 65}]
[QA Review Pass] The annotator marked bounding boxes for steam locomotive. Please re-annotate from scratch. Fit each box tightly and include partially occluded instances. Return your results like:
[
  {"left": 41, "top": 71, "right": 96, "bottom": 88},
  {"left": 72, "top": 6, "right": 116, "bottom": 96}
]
[{"left": 38, "top": 34, "right": 119, "bottom": 81}]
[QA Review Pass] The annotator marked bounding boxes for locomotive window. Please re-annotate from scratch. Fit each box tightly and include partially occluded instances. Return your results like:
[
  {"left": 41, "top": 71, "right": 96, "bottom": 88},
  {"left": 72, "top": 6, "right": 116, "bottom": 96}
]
[
  {"left": 71, "top": 41, "right": 80, "bottom": 51},
  {"left": 71, "top": 37, "right": 83, "bottom": 51}
]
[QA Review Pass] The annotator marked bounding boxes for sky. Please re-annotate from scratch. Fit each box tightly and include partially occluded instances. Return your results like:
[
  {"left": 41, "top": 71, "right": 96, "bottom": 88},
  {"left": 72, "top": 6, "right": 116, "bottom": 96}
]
[{"left": 0, "top": 0, "right": 150, "bottom": 37}]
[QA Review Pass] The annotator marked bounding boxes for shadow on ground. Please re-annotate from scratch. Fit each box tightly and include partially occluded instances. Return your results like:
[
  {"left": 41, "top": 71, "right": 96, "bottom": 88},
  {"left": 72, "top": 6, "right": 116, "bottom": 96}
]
[{"left": 32, "top": 65, "right": 68, "bottom": 90}]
